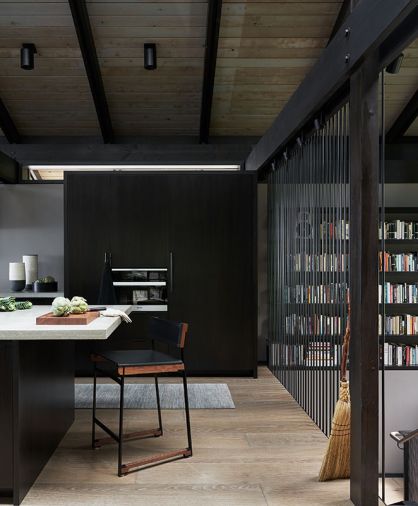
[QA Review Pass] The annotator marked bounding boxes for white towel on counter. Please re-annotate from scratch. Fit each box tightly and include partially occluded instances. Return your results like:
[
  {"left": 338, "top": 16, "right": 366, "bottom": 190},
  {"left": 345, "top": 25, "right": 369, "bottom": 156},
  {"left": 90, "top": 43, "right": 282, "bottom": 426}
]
[{"left": 100, "top": 308, "right": 132, "bottom": 323}]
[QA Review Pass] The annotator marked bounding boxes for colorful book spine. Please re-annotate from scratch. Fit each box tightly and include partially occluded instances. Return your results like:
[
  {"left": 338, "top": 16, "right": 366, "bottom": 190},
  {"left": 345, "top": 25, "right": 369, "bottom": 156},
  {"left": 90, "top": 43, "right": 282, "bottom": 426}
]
[
  {"left": 379, "top": 283, "right": 418, "bottom": 303},
  {"left": 379, "top": 314, "right": 418, "bottom": 335},
  {"left": 383, "top": 343, "right": 418, "bottom": 366},
  {"left": 379, "top": 220, "right": 418, "bottom": 240},
  {"left": 379, "top": 252, "right": 418, "bottom": 272}
]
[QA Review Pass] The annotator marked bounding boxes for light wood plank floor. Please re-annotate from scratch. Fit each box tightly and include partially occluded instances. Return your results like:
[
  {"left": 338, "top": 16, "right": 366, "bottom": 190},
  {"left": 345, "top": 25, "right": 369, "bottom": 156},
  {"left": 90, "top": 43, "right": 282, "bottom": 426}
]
[
  {"left": 22, "top": 367, "right": 352, "bottom": 505},
  {"left": 380, "top": 477, "right": 404, "bottom": 505}
]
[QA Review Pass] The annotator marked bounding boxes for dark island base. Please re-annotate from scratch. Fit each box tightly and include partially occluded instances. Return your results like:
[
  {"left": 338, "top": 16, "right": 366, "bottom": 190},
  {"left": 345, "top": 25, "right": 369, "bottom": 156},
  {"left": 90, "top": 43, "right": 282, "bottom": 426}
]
[{"left": 0, "top": 341, "right": 74, "bottom": 505}]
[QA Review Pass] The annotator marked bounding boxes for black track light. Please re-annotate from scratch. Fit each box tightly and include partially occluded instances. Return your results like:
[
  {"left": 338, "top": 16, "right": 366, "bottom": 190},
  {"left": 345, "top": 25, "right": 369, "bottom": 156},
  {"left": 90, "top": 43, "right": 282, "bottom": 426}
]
[
  {"left": 144, "top": 43, "right": 157, "bottom": 70},
  {"left": 21, "top": 43, "right": 37, "bottom": 70},
  {"left": 386, "top": 53, "right": 404, "bottom": 74}
]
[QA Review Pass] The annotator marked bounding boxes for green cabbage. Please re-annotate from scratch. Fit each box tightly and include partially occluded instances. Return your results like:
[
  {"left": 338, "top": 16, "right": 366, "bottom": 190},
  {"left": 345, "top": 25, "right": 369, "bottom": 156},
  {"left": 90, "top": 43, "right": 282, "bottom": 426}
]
[
  {"left": 15, "top": 301, "right": 32, "bottom": 310},
  {"left": 52, "top": 297, "right": 72, "bottom": 316},
  {"left": 0, "top": 297, "right": 33, "bottom": 311},
  {"left": 0, "top": 297, "right": 16, "bottom": 311},
  {"left": 70, "top": 296, "right": 89, "bottom": 314}
]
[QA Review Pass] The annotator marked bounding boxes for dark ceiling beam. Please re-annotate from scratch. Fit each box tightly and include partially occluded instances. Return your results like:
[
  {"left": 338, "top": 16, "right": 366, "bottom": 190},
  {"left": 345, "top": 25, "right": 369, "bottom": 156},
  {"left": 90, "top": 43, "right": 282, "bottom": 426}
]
[
  {"left": 327, "top": 0, "right": 351, "bottom": 45},
  {"left": 245, "top": 0, "right": 417, "bottom": 173},
  {"left": 0, "top": 150, "right": 19, "bottom": 183},
  {"left": 386, "top": 89, "right": 418, "bottom": 142},
  {"left": 0, "top": 137, "right": 256, "bottom": 166},
  {"left": 199, "top": 0, "right": 223, "bottom": 144},
  {"left": 68, "top": 0, "right": 114, "bottom": 143},
  {"left": 0, "top": 98, "right": 20, "bottom": 144}
]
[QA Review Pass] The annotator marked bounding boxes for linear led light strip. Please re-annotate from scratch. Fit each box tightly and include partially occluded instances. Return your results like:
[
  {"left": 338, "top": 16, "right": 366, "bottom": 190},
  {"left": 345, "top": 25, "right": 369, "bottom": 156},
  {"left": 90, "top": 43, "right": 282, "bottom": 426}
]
[{"left": 27, "top": 164, "right": 241, "bottom": 172}]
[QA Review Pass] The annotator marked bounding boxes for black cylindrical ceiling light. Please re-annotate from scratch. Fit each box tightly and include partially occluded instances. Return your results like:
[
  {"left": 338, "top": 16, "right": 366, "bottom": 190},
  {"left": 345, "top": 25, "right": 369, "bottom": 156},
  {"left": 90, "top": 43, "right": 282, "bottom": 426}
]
[
  {"left": 386, "top": 53, "right": 404, "bottom": 74},
  {"left": 21, "top": 43, "right": 37, "bottom": 70},
  {"left": 144, "top": 43, "right": 157, "bottom": 70}
]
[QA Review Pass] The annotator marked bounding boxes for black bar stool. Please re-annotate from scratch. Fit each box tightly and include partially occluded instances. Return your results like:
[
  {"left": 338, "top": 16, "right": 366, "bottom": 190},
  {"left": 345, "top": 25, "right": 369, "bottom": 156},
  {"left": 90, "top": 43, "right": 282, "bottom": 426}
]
[{"left": 91, "top": 317, "right": 192, "bottom": 476}]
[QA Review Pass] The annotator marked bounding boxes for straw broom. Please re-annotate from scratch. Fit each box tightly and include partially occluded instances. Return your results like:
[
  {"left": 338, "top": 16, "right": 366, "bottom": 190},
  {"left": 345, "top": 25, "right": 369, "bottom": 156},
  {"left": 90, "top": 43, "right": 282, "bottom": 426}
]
[{"left": 319, "top": 303, "right": 351, "bottom": 481}]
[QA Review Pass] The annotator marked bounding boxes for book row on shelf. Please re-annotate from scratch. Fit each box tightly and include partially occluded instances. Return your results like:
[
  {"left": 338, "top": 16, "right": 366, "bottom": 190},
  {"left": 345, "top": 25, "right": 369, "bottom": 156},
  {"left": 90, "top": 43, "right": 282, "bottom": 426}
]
[
  {"left": 276, "top": 343, "right": 418, "bottom": 368},
  {"left": 319, "top": 220, "right": 350, "bottom": 240},
  {"left": 292, "top": 253, "right": 349, "bottom": 273},
  {"left": 383, "top": 343, "right": 418, "bottom": 367},
  {"left": 285, "top": 283, "right": 349, "bottom": 304},
  {"left": 282, "top": 313, "right": 418, "bottom": 337},
  {"left": 379, "top": 282, "right": 418, "bottom": 304},
  {"left": 379, "top": 252, "right": 418, "bottom": 272},
  {"left": 295, "top": 219, "right": 418, "bottom": 241},
  {"left": 379, "top": 220, "right": 418, "bottom": 240},
  {"left": 285, "top": 314, "right": 344, "bottom": 336},
  {"left": 287, "top": 281, "right": 418, "bottom": 304},
  {"left": 279, "top": 343, "right": 342, "bottom": 367},
  {"left": 379, "top": 314, "right": 418, "bottom": 336}
]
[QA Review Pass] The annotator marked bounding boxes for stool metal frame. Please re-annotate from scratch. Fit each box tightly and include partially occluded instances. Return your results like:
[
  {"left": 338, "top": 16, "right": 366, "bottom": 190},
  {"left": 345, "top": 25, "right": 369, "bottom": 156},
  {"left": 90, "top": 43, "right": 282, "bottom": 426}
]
[{"left": 91, "top": 317, "right": 192, "bottom": 476}]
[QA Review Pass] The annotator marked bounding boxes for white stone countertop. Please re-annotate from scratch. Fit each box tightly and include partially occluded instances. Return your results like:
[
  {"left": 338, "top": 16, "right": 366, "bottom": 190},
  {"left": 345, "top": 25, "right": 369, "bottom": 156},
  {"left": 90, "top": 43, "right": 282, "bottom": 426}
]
[
  {"left": 0, "top": 305, "right": 132, "bottom": 340},
  {"left": 1, "top": 292, "right": 64, "bottom": 298}
]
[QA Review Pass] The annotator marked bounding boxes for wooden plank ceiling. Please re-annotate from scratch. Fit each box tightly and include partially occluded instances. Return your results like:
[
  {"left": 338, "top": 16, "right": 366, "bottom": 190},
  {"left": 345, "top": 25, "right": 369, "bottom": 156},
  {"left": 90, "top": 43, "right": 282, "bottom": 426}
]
[
  {"left": 211, "top": 0, "right": 342, "bottom": 136},
  {"left": 0, "top": 0, "right": 100, "bottom": 136},
  {"left": 0, "top": 0, "right": 416, "bottom": 140},
  {"left": 385, "top": 38, "right": 418, "bottom": 136},
  {"left": 88, "top": 0, "right": 207, "bottom": 136}
]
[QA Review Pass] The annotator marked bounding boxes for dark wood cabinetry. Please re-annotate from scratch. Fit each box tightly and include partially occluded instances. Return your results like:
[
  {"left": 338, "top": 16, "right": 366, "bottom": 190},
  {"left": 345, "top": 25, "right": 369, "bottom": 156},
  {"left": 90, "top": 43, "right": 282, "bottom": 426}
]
[
  {"left": 65, "top": 172, "right": 257, "bottom": 376},
  {"left": 0, "top": 341, "right": 74, "bottom": 505},
  {"left": 109, "top": 174, "right": 171, "bottom": 267},
  {"left": 167, "top": 174, "right": 256, "bottom": 374},
  {"left": 64, "top": 173, "right": 111, "bottom": 303}
]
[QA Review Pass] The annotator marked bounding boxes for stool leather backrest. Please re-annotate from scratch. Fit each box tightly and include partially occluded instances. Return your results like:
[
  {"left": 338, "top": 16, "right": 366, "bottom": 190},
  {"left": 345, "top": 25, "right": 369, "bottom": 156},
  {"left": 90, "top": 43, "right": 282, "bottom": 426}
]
[{"left": 148, "top": 317, "right": 188, "bottom": 349}]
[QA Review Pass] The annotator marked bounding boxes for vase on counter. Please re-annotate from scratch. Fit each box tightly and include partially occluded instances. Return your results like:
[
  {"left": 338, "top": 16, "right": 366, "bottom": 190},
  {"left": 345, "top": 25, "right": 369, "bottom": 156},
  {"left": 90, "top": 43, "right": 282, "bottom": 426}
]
[
  {"left": 22, "top": 254, "right": 38, "bottom": 291},
  {"left": 9, "top": 262, "right": 26, "bottom": 292}
]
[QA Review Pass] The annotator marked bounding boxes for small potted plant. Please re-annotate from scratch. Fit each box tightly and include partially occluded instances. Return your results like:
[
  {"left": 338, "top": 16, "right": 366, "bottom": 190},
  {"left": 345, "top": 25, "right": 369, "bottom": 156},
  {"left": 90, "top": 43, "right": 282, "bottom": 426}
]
[{"left": 34, "top": 275, "right": 58, "bottom": 293}]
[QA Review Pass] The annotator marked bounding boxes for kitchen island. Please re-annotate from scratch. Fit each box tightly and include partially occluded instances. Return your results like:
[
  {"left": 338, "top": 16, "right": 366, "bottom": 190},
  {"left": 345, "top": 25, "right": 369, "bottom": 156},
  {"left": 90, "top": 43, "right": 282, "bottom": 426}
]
[{"left": 0, "top": 305, "right": 132, "bottom": 505}]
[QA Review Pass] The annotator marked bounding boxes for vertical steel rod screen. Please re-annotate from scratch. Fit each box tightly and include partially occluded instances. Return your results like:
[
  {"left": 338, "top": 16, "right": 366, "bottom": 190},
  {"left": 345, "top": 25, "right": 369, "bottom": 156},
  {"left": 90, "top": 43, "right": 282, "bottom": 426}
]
[{"left": 267, "top": 103, "right": 350, "bottom": 435}]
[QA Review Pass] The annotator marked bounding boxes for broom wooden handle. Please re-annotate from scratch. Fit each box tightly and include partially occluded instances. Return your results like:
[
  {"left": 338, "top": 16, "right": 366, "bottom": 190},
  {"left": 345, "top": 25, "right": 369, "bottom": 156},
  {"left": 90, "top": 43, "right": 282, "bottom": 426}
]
[{"left": 340, "top": 301, "right": 350, "bottom": 382}]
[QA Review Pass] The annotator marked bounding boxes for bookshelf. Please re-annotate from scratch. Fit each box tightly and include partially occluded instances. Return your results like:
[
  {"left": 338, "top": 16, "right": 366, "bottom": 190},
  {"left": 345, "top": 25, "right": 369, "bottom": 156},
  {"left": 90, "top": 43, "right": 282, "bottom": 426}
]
[
  {"left": 276, "top": 209, "right": 418, "bottom": 373},
  {"left": 271, "top": 205, "right": 418, "bottom": 436},
  {"left": 380, "top": 208, "right": 418, "bottom": 369},
  {"left": 272, "top": 204, "right": 349, "bottom": 435}
]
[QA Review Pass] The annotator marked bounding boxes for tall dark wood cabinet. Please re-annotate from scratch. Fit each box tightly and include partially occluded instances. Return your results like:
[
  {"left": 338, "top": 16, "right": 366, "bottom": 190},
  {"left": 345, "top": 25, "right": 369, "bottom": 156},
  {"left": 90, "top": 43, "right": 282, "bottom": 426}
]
[
  {"left": 167, "top": 174, "right": 256, "bottom": 374},
  {"left": 109, "top": 174, "right": 171, "bottom": 267},
  {"left": 65, "top": 172, "right": 257, "bottom": 376},
  {"left": 64, "top": 173, "right": 111, "bottom": 303}
]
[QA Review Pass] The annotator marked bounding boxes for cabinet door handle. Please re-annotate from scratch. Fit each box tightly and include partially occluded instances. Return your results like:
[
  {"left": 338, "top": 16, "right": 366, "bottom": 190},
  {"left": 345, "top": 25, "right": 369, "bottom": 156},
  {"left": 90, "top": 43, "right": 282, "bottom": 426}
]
[{"left": 169, "top": 251, "right": 174, "bottom": 293}]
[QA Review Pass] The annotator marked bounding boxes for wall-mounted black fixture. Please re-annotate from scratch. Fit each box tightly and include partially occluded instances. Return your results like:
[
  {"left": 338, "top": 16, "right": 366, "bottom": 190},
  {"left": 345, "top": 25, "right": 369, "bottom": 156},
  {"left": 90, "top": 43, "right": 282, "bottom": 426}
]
[
  {"left": 21, "top": 43, "right": 37, "bottom": 70},
  {"left": 144, "top": 43, "right": 157, "bottom": 70},
  {"left": 386, "top": 53, "right": 404, "bottom": 74}
]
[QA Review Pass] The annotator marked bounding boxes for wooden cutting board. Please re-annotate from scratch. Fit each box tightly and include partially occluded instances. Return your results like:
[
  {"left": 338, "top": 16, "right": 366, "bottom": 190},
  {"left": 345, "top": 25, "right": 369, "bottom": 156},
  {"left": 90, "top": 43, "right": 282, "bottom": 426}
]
[{"left": 36, "top": 311, "right": 100, "bottom": 325}]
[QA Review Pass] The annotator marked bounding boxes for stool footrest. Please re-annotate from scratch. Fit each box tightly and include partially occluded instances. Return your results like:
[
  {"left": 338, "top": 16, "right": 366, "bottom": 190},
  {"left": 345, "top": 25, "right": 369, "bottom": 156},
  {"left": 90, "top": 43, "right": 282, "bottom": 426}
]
[
  {"left": 121, "top": 448, "right": 192, "bottom": 475},
  {"left": 93, "top": 417, "right": 120, "bottom": 445},
  {"left": 95, "top": 428, "right": 162, "bottom": 448}
]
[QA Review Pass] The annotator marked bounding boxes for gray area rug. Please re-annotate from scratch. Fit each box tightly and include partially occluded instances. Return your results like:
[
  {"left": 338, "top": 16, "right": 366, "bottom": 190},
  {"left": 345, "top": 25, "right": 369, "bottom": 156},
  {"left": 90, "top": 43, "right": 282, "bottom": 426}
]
[{"left": 75, "top": 383, "right": 235, "bottom": 409}]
